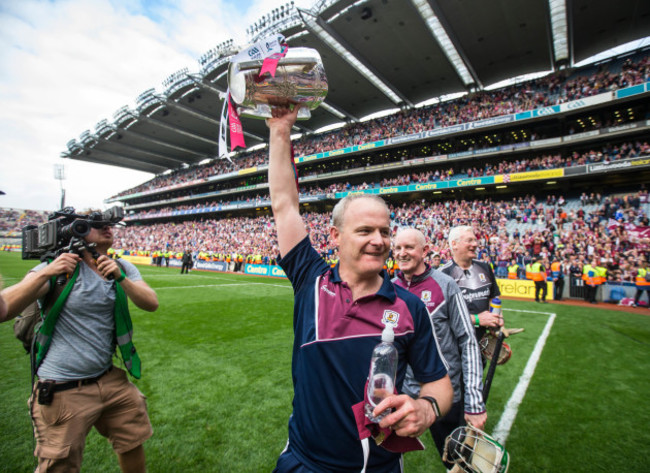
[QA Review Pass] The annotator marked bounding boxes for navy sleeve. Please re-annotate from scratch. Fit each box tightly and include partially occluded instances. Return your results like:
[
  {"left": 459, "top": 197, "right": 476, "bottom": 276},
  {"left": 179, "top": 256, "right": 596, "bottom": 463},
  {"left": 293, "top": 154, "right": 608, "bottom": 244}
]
[{"left": 278, "top": 236, "right": 329, "bottom": 295}]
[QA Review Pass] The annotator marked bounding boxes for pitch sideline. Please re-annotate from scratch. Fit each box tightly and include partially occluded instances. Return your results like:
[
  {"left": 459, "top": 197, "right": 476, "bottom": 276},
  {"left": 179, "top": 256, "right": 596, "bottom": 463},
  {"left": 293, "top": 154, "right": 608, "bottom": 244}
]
[
  {"left": 492, "top": 309, "right": 556, "bottom": 443},
  {"left": 156, "top": 282, "right": 292, "bottom": 290}
]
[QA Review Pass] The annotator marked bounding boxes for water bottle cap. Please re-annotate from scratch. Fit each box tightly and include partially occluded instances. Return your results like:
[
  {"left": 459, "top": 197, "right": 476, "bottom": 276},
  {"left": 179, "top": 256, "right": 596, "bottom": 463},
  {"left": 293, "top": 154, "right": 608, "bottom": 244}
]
[{"left": 381, "top": 325, "right": 394, "bottom": 343}]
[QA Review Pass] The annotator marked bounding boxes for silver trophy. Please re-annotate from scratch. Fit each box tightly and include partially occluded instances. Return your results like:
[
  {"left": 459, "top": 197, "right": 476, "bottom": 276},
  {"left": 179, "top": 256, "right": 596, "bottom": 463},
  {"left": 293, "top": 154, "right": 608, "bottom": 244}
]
[{"left": 228, "top": 47, "right": 328, "bottom": 120}]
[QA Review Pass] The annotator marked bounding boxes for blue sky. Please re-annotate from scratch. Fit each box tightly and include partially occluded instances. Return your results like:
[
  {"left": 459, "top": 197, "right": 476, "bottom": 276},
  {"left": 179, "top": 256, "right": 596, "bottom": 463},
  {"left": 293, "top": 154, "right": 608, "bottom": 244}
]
[{"left": 0, "top": 0, "right": 312, "bottom": 211}]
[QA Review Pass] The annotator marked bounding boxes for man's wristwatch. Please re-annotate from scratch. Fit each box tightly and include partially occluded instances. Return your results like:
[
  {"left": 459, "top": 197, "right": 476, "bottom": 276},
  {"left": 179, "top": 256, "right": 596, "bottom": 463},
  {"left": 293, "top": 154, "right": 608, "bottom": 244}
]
[{"left": 419, "top": 395, "right": 441, "bottom": 419}]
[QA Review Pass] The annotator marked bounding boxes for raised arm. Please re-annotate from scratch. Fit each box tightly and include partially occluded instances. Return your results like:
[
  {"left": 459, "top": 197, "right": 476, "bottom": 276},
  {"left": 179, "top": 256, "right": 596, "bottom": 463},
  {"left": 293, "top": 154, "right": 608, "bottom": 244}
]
[{"left": 266, "top": 105, "right": 308, "bottom": 257}]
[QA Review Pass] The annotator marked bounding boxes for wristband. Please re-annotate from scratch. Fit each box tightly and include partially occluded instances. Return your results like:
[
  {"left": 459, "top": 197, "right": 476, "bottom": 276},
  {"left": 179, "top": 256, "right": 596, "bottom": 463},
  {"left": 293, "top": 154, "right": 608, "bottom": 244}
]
[
  {"left": 474, "top": 314, "right": 480, "bottom": 327},
  {"left": 116, "top": 269, "right": 126, "bottom": 283},
  {"left": 419, "top": 396, "right": 441, "bottom": 419}
]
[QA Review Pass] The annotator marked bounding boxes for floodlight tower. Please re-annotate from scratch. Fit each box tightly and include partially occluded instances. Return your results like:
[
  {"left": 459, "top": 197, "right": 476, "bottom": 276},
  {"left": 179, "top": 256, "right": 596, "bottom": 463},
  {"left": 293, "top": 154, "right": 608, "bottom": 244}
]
[{"left": 54, "top": 164, "right": 66, "bottom": 209}]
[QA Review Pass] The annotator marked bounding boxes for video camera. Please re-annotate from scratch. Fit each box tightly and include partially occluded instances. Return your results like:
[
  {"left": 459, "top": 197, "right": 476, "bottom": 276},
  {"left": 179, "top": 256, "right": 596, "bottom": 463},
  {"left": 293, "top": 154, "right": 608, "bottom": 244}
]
[{"left": 22, "top": 206, "right": 124, "bottom": 261}]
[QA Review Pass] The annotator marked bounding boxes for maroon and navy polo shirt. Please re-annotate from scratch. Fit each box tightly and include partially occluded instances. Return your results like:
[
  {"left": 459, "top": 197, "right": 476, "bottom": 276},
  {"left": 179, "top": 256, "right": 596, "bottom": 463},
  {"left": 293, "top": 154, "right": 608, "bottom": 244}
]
[{"left": 277, "top": 236, "right": 447, "bottom": 473}]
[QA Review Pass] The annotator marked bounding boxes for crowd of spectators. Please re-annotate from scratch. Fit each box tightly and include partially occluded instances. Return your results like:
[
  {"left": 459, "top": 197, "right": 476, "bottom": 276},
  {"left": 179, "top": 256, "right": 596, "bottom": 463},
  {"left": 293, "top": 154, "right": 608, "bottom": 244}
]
[
  {"left": 0, "top": 208, "right": 49, "bottom": 236},
  {"left": 105, "top": 188, "right": 650, "bottom": 283},
  {"left": 108, "top": 54, "right": 649, "bottom": 200},
  {"left": 388, "top": 190, "right": 649, "bottom": 277},
  {"left": 122, "top": 139, "right": 650, "bottom": 220},
  {"left": 112, "top": 216, "right": 279, "bottom": 264},
  {"left": 2, "top": 188, "right": 648, "bottom": 285}
]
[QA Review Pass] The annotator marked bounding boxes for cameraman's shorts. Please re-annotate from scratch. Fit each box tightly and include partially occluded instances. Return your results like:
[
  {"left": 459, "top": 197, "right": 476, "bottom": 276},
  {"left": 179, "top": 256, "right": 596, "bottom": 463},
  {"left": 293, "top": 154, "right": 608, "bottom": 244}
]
[{"left": 29, "top": 366, "right": 153, "bottom": 473}]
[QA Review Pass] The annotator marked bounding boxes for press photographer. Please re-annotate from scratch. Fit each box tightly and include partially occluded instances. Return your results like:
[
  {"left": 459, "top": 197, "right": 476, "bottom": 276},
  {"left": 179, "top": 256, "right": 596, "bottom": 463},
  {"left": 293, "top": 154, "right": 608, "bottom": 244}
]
[{"left": 0, "top": 206, "right": 158, "bottom": 473}]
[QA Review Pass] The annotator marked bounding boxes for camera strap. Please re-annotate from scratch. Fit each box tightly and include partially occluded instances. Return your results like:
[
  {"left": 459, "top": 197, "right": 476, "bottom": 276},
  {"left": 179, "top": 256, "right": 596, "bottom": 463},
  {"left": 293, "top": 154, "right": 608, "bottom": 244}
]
[
  {"left": 33, "top": 265, "right": 80, "bottom": 372},
  {"left": 28, "top": 271, "right": 60, "bottom": 383},
  {"left": 113, "top": 280, "right": 141, "bottom": 379}
]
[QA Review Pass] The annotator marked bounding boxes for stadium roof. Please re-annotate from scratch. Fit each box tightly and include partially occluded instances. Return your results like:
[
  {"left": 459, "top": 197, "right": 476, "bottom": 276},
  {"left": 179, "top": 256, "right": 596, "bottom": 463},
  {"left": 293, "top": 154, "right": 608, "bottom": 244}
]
[{"left": 61, "top": 0, "right": 650, "bottom": 174}]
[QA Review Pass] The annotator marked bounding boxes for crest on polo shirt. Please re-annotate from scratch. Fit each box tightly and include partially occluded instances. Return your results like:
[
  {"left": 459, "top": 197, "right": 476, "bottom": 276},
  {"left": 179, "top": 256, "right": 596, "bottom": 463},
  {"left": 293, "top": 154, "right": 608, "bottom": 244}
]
[
  {"left": 421, "top": 290, "right": 431, "bottom": 303},
  {"left": 382, "top": 310, "right": 400, "bottom": 327},
  {"left": 479, "top": 273, "right": 486, "bottom": 282}
]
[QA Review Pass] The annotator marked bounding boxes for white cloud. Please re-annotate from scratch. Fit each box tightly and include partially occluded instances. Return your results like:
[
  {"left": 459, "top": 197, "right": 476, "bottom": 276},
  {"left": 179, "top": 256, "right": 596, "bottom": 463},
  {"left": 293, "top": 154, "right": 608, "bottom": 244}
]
[{"left": 0, "top": 0, "right": 315, "bottom": 211}]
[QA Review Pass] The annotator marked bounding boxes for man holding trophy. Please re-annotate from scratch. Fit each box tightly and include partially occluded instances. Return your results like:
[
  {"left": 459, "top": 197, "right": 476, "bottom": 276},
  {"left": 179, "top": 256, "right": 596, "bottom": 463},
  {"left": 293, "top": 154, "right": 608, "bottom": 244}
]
[{"left": 239, "top": 37, "right": 452, "bottom": 473}]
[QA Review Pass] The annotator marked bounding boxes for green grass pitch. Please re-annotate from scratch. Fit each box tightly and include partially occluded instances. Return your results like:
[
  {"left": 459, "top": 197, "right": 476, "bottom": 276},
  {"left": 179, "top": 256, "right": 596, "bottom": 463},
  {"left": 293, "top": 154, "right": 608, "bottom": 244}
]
[{"left": 1, "top": 251, "right": 649, "bottom": 472}]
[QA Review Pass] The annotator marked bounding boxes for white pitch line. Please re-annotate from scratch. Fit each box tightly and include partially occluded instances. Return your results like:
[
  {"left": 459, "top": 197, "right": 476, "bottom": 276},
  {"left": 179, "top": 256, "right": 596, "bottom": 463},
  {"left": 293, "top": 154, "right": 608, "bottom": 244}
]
[
  {"left": 492, "top": 310, "right": 556, "bottom": 443},
  {"left": 156, "top": 282, "right": 292, "bottom": 290},
  {"left": 142, "top": 273, "right": 289, "bottom": 286},
  {"left": 141, "top": 273, "right": 242, "bottom": 282},
  {"left": 506, "top": 308, "right": 558, "bottom": 315},
  {"left": 156, "top": 283, "right": 251, "bottom": 290},
  {"left": 253, "top": 282, "right": 294, "bottom": 289}
]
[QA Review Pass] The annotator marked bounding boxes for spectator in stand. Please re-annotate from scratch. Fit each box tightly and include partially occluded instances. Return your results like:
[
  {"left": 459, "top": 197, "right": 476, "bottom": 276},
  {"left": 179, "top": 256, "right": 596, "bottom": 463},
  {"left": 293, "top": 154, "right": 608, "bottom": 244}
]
[{"left": 430, "top": 253, "right": 441, "bottom": 269}]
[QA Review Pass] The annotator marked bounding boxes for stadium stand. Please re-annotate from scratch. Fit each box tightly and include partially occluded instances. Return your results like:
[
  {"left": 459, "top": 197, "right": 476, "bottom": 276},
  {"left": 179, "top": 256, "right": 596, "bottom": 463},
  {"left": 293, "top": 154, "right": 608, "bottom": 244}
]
[
  {"left": 102, "top": 51, "right": 649, "bottom": 292},
  {"left": 105, "top": 53, "right": 649, "bottom": 201},
  {"left": 0, "top": 208, "right": 49, "bottom": 237},
  {"left": 101, "top": 188, "right": 648, "bottom": 283},
  {"left": 3, "top": 52, "right": 649, "bottom": 291},
  {"left": 4, "top": 1, "right": 648, "bottom": 304}
]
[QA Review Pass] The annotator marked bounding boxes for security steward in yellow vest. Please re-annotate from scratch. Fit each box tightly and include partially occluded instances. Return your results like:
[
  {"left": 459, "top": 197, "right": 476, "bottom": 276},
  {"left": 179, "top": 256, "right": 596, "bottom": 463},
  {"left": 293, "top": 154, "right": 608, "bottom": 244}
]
[
  {"left": 525, "top": 262, "right": 533, "bottom": 281},
  {"left": 531, "top": 258, "right": 547, "bottom": 303},
  {"left": 550, "top": 259, "right": 564, "bottom": 301},
  {"left": 507, "top": 260, "right": 519, "bottom": 280},
  {"left": 582, "top": 259, "right": 603, "bottom": 304},
  {"left": 634, "top": 264, "right": 650, "bottom": 307}
]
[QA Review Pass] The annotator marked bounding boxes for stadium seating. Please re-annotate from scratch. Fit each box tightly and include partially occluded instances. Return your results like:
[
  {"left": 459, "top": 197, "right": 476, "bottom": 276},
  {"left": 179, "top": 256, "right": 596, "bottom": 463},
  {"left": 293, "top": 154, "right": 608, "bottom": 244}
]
[
  {"left": 3, "top": 51, "right": 648, "bottom": 286},
  {"left": 107, "top": 52, "right": 649, "bottom": 200}
]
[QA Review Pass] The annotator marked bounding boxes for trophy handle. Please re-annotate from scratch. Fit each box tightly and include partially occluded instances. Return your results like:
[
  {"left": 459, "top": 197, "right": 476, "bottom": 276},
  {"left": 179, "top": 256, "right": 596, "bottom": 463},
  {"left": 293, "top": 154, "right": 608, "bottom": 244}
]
[
  {"left": 235, "top": 58, "right": 318, "bottom": 73},
  {"left": 236, "top": 104, "right": 312, "bottom": 120}
]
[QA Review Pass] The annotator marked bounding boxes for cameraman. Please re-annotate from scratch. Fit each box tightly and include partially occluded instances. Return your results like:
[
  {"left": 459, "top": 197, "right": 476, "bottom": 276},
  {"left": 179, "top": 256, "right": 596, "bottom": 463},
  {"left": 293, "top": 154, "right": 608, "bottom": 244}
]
[{"left": 0, "top": 218, "right": 158, "bottom": 473}]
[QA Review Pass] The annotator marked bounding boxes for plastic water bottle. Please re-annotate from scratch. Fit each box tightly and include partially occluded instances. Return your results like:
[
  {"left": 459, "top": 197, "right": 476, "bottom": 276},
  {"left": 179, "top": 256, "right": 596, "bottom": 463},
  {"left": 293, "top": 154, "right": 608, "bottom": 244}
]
[
  {"left": 365, "top": 325, "right": 398, "bottom": 423},
  {"left": 489, "top": 297, "right": 502, "bottom": 315}
]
